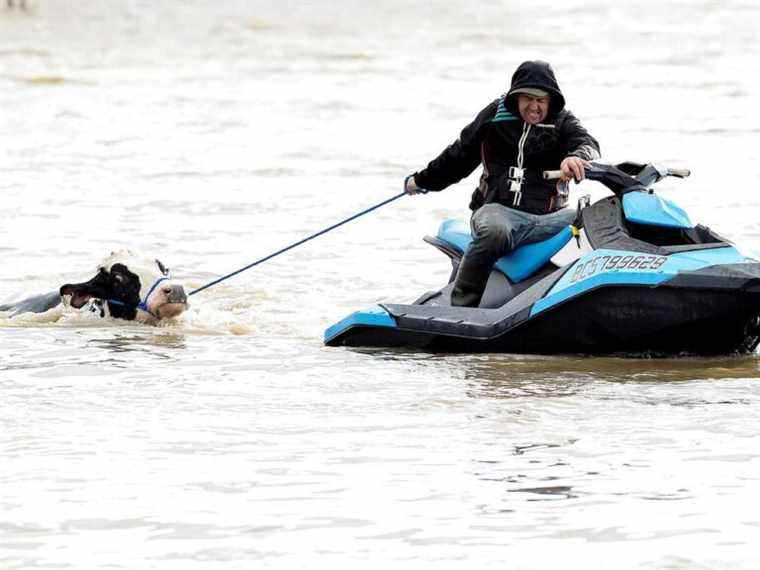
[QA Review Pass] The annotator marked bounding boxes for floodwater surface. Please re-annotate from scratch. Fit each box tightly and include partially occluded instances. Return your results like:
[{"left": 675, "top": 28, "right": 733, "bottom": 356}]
[{"left": 2, "top": 1, "right": 760, "bottom": 568}]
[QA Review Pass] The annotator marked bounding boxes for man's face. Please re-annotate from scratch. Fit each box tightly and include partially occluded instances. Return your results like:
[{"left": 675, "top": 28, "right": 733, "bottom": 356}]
[{"left": 517, "top": 94, "right": 550, "bottom": 124}]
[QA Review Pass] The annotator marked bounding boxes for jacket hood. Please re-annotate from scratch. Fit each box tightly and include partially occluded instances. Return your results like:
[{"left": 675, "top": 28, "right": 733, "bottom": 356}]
[{"left": 505, "top": 60, "right": 566, "bottom": 121}]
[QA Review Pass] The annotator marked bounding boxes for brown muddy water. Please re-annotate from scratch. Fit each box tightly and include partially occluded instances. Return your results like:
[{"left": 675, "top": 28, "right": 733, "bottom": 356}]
[{"left": 2, "top": 1, "right": 760, "bottom": 568}]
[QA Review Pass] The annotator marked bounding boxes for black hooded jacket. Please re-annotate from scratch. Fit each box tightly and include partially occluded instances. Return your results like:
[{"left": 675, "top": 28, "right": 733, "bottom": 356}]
[{"left": 413, "top": 61, "right": 600, "bottom": 214}]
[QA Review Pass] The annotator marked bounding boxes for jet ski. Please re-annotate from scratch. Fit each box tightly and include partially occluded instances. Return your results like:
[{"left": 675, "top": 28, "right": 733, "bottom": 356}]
[{"left": 324, "top": 161, "right": 760, "bottom": 355}]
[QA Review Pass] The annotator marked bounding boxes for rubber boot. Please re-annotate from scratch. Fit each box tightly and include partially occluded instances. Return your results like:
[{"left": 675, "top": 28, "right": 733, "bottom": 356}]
[{"left": 450, "top": 255, "right": 492, "bottom": 308}]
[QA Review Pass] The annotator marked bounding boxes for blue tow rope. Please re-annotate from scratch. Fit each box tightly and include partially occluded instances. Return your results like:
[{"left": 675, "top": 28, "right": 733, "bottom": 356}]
[{"left": 188, "top": 191, "right": 408, "bottom": 297}]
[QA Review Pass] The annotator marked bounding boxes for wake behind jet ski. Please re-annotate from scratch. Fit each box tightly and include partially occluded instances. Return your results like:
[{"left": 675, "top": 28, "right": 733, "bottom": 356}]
[{"left": 325, "top": 162, "right": 760, "bottom": 355}]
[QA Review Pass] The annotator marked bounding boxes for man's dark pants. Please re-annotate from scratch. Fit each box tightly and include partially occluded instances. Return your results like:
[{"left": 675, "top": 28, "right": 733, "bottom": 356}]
[{"left": 451, "top": 203, "right": 575, "bottom": 307}]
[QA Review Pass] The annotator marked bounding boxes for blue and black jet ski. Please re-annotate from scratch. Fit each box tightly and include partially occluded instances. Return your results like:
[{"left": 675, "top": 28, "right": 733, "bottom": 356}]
[{"left": 325, "top": 162, "right": 760, "bottom": 355}]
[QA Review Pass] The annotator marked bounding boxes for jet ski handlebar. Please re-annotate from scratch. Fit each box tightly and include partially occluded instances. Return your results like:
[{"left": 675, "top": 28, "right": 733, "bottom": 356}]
[
  {"left": 543, "top": 164, "right": 690, "bottom": 181},
  {"left": 542, "top": 170, "right": 566, "bottom": 180},
  {"left": 543, "top": 162, "right": 691, "bottom": 194},
  {"left": 667, "top": 168, "right": 691, "bottom": 178}
]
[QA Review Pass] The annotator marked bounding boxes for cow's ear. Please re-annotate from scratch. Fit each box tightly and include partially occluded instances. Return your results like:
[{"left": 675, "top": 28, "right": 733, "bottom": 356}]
[
  {"left": 156, "top": 259, "right": 169, "bottom": 276},
  {"left": 60, "top": 282, "right": 95, "bottom": 309},
  {"left": 59, "top": 269, "right": 111, "bottom": 309}
]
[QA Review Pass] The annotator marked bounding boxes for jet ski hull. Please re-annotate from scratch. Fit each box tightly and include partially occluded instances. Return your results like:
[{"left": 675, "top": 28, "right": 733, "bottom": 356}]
[
  {"left": 326, "top": 285, "right": 760, "bottom": 355},
  {"left": 326, "top": 254, "right": 760, "bottom": 355}
]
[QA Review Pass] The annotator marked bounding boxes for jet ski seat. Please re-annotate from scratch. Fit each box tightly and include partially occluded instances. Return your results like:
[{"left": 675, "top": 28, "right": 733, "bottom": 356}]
[{"left": 436, "top": 219, "right": 574, "bottom": 283}]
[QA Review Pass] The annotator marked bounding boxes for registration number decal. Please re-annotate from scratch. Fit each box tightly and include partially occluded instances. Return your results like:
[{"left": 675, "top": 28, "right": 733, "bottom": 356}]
[{"left": 570, "top": 254, "right": 667, "bottom": 283}]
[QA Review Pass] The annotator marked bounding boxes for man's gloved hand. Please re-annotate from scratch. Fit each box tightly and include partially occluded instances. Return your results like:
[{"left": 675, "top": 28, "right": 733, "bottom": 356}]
[
  {"left": 404, "top": 174, "right": 423, "bottom": 195},
  {"left": 560, "top": 156, "right": 591, "bottom": 182}
]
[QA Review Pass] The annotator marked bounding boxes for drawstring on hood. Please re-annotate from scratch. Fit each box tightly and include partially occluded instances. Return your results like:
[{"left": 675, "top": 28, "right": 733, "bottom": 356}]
[{"left": 510, "top": 122, "right": 532, "bottom": 206}]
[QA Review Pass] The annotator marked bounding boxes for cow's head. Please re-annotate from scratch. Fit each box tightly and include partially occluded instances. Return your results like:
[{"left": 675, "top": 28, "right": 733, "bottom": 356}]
[{"left": 60, "top": 250, "right": 188, "bottom": 322}]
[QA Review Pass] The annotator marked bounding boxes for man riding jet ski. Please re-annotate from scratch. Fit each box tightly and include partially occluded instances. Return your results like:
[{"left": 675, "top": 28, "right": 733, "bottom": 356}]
[
  {"left": 404, "top": 59, "right": 600, "bottom": 308},
  {"left": 325, "top": 162, "right": 760, "bottom": 355}
]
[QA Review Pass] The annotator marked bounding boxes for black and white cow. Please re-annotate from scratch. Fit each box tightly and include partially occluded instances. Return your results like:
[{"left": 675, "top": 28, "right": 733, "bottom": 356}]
[{"left": 0, "top": 250, "right": 188, "bottom": 323}]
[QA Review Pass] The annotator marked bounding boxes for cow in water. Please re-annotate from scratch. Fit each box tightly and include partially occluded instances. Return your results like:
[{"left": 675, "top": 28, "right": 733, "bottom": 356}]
[{"left": 0, "top": 250, "right": 189, "bottom": 324}]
